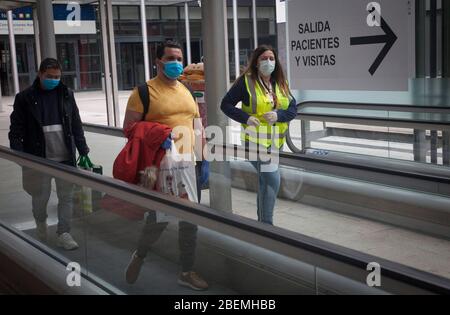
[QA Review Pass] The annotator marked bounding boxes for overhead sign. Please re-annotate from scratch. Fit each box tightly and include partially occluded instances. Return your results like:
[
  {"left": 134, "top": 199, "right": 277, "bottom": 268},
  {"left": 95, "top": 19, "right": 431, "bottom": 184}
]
[
  {"left": 287, "top": 0, "right": 414, "bottom": 91},
  {"left": 276, "top": 0, "right": 286, "bottom": 24},
  {"left": 0, "top": 4, "right": 96, "bottom": 35}
]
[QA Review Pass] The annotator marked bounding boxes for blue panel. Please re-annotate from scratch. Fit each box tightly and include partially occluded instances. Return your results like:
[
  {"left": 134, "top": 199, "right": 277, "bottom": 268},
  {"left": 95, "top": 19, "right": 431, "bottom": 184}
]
[
  {"left": 0, "top": 4, "right": 96, "bottom": 21},
  {"left": 0, "top": 7, "right": 33, "bottom": 20},
  {"left": 53, "top": 4, "right": 96, "bottom": 21}
]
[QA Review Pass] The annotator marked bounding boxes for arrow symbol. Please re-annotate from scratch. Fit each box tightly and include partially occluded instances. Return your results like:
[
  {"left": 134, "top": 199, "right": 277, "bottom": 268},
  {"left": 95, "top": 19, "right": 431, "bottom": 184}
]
[{"left": 350, "top": 16, "right": 398, "bottom": 75}]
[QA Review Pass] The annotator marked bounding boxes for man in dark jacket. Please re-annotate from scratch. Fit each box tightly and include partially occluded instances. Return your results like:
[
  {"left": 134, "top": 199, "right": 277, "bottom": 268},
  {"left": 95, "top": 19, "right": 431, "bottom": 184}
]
[{"left": 9, "top": 58, "right": 90, "bottom": 250}]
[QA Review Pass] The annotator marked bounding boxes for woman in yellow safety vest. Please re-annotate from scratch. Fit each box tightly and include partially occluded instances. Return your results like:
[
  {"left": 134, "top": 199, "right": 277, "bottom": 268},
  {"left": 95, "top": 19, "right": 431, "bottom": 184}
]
[{"left": 221, "top": 45, "right": 297, "bottom": 225}]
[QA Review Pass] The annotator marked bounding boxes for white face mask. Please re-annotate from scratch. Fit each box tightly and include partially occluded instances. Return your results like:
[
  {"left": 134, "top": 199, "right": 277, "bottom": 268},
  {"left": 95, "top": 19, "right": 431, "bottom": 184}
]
[{"left": 258, "top": 59, "right": 276, "bottom": 77}]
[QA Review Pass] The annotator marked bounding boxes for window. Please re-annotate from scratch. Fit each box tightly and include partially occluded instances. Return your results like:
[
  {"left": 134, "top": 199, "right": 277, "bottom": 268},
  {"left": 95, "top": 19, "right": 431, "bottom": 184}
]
[
  {"left": 227, "top": 6, "right": 250, "bottom": 19},
  {"left": 161, "top": 7, "right": 178, "bottom": 20},
  {"left": 180, "top": 6, "right": 202, "bottom": 20},
  {"left": 112, "top": 6, "right": 119, "bottom": 20},
  {"left": 119, "top": 6, "right": 139, "bottom": 20},
  {"left": 256, "top": 7, "right": 275, "bottom": 20},
  {"left": 146, "top": 6, "right": 160, "bottom": 20}
]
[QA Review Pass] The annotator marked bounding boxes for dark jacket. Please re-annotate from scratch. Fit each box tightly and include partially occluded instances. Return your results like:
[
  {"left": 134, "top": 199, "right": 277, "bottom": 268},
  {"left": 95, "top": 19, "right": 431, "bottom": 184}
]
[{"left": 9, "top": 78, "right": 89, "bottom": 167}]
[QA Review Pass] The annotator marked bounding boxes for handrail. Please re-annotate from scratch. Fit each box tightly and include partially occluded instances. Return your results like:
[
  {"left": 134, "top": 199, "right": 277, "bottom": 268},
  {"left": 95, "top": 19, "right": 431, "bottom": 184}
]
[
  {"left": 295, "top": 100, "right": 450, "bottom": 113},
  {"left": 1, "top": 145, "right": 450, "bottom": 294}
]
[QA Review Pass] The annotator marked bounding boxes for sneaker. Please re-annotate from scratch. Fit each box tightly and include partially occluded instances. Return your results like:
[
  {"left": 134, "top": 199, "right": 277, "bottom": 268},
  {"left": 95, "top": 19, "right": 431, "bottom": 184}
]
[
  {"left": 36, "top": 221, "right": 47, "bottom": 242},
  {"left": 178, "top": 271, "right": 209, "bottom": 291},
  {"left": 125, "top": 251, "right": 145, "bottom": 284},
  {"left": 56, "top": 233, "right": 79, "bottom": 251}
]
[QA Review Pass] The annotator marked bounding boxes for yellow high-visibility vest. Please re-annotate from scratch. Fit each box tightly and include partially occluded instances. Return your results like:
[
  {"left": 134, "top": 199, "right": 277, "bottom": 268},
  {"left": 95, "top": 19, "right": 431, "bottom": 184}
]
[{"left": 241, "top": 74, "right": 290, "bottom": 148}]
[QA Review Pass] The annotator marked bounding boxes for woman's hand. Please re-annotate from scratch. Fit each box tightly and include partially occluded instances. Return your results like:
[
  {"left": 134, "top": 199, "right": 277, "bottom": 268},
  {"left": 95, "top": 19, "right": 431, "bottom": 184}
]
[
  {"left": 247, "top": 116, "right": 261, "bottom": 127},
  {"left": 263, "top": 111, "right": 278, "bottom": 125}
]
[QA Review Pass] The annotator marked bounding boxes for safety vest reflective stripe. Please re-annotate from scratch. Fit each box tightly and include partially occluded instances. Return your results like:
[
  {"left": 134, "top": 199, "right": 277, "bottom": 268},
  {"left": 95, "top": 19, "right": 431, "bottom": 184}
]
[
  {"left": 247, "top": 77, "right": 258, "bottom": 114},
  {"left": 242, "top": 126, "right": 287, "bottom": 140}
]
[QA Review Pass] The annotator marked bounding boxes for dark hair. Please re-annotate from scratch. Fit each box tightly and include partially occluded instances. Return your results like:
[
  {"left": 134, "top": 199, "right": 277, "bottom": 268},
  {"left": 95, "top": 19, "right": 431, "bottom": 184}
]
[
  {"left": 156, "top": 40, "right": 182, "bottom": 60},
  {"left": 240, "top": 45, "right": 291, "bottom": 99},
  {"left": 39, "top": 58, "right": 62, "bottom": 73}
]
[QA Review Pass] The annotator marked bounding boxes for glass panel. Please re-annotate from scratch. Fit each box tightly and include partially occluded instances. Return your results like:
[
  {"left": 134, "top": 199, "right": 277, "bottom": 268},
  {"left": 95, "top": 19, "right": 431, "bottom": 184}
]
[
  {"left": 112, "top": 5, "right": 119, "bottom": 20},
  {"left": 227, "top": 6, "right": 250, "bottom": 19},
  {"left": 180, "top": 6, "right": 202, "bottom": 20},
  {"left": 119, "top": 6, "right": 139, "bottom": 20},
  {"left": 0, "top": 151, "right": 384, "bottom": 295},
  {"left": 57, "top": 42, "right": 76, "bottom": 72},
  {"left": 146, "top": 6, "right": 160, "bottom": 20},
  {"left": 161, "top": 7, "right": 178, "bottom": 20},
  {"left": 256, "top": 7, "right": 275, "bottom": 20}
]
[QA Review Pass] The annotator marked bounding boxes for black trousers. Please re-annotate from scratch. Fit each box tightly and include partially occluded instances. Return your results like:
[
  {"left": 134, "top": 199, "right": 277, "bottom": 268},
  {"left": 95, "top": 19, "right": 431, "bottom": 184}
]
[{"left": 135, "top": 162, "right": 203, "bottom": 272}]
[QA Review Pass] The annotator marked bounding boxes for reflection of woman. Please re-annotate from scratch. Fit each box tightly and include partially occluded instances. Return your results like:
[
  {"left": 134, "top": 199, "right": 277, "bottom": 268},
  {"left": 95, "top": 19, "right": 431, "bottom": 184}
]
[{"left": 221, "top": 45, "right": 297, "bottom": 225}]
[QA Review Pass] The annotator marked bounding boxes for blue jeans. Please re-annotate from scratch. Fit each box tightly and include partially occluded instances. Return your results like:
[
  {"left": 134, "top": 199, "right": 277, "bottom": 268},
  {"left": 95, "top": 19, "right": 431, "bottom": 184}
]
[{"left": 250, "top": 161, "right": 281, "bottom": 225}]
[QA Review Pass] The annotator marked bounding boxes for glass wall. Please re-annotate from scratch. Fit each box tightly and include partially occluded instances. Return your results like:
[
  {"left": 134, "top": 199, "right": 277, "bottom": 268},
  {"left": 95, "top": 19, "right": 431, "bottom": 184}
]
[{"left": 285, "top": 0, "right": 450, "bottom": 168}]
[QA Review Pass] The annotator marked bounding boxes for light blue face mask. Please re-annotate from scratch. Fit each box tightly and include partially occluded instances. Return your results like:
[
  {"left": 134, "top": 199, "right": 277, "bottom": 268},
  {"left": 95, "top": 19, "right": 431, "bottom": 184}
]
[
  {"left": 42, "top": 78, "right": 60, "bottom": 90},
  {"left": 163, "top": 61, "right": 184, "bottom": 80},
  {"left": 258, "top": 59, "right": 276, "bottom": 77}
]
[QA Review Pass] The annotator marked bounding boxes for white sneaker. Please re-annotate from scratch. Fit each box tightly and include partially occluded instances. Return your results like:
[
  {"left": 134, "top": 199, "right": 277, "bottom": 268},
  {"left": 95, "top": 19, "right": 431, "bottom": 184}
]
[
  {"left": 56, "top": 233, "right": 79, "bottom": 251},
  {"left": 36, "top": 221, "right": 48, "bottom": 242}
]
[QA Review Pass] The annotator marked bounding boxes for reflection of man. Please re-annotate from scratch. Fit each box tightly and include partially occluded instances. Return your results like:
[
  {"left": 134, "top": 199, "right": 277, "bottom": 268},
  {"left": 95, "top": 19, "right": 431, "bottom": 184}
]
[
  {"left": 9, "top": 58, "right": 90, "bottom": 251},
  {"left": 123, "top": 41, "right": 208, "bottom": 291}
]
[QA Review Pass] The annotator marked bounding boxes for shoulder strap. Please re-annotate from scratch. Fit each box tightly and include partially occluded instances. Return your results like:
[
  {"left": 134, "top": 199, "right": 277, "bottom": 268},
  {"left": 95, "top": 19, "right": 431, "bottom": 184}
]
[{"left": 138, "top": 83, "right": 150, "bottom": 121}]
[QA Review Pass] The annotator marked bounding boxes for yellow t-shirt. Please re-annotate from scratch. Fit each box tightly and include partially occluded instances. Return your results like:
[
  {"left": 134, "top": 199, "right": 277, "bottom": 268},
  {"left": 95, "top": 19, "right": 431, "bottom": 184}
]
[{"left": 126, "top": 77, "right": 200, "bottom": 154}]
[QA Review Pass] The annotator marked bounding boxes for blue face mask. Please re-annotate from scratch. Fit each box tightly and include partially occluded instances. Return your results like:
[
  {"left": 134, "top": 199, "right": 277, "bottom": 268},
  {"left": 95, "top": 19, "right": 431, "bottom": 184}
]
[
  {"left": 163, "top": 61, "right": 184, "bottom": 80},
  {"left": 42, "top": 78, "right": 60, "bottom": 90}
]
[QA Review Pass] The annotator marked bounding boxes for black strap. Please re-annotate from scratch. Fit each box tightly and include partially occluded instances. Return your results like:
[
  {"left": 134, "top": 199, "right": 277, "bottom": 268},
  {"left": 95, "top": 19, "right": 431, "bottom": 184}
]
[
  {"left": 137, "top": 81, "right": 197, "bottom": 121},
  {"left": 138, "top": 84, "right": 150, "bottom": 121}
]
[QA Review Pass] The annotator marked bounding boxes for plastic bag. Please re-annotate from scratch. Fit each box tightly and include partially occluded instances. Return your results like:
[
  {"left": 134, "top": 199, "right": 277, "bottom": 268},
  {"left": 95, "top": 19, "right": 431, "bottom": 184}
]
[
  {"left": 74, "top": 155, "right": 103, "bottom": 215},
  {"left": 156, "top": 141, "right": 198, "bottom": 202}
]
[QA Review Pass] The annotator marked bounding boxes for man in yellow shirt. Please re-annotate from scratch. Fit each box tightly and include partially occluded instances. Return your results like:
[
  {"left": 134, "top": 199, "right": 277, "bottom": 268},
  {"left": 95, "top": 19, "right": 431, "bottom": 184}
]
[
  {"left": 124, "top": 41, "right": 208, "bottom": 291},
  {"left": 124, "top": 46, "right": 200, "bottom": 155}
]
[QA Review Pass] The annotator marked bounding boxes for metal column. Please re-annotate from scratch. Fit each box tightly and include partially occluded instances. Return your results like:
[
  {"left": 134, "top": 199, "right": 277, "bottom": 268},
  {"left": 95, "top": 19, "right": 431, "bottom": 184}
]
[
  {"left": 36, "top": 0, "right": 57, "bottom": 59},
  {"left": 184, "top": 1, "right": 192, "bottom": 65},
  {"left": 443, "top": 0, "right": 450, "bottom": 166},
  {"left": 252, "top": 0, "right": 258, "bottom": 49},
  {"left": 444, "top": 132, "right": 450, "bottom": 165},
  {"left": 106, "top": 0, "right": 121, "bottom": 127},
  {"left": 430, "top": 0, "right": 438, "bottom": 164},
  {"left": 33, "top": 8, "right": 42, "bottom": 68},
  {"left": 413, "top": 0, "right": 427, "bottom": 163},
  {"left": 0, "top": 75, "right": 3, "bottom": 112},
  {"left": 99, "top": 0, "right": 115, "bottom": 127},
  {"left": 7, "top": 11, "right": 20, "bottom": 95},
  {"left": 202, "top": 0, "right": 232, "bottom": 212},
  {"left": 140, "top": 0, "right": 150, "bottom": 81},
  {"left": 232, "top": 0, "right": 240, "bottom": 79}
]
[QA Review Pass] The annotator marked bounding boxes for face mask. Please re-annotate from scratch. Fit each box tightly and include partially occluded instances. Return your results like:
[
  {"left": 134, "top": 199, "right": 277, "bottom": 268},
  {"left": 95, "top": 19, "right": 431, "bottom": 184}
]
[
  {"left": 42, "top": 78, "right": 60, "bottom": 90},
  {"left": 258, "top": 59, "right": 276, "bottom": 77},
  {"left": 163, "top": 61, "right": 184, "bottom": 80}
]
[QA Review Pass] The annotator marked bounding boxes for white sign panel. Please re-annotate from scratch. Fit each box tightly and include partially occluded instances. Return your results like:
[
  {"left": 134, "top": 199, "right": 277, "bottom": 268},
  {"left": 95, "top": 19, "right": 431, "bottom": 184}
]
[
  {"left": 276, "top": 0, "right": 286, "bottom": 24},
  {"left": 54, "top": 21, "right": 96, "bottom": 34},
  {"left": 0, "top": 21, "right": 34, "bottom": 35},
  {"left": 0, "top": 21, "right": 96, "bottom": 35},
  {"left": 287, "top": 0, "right": 413, "bottom": 91}
]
